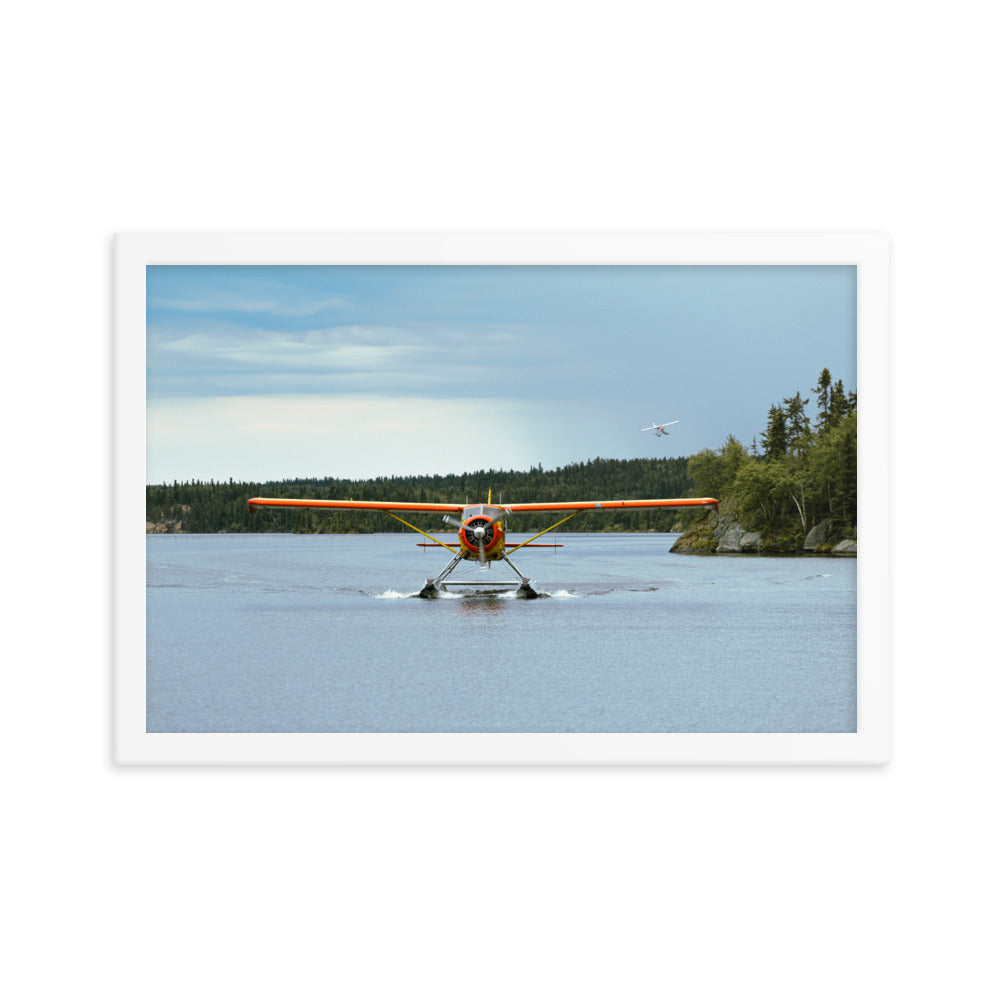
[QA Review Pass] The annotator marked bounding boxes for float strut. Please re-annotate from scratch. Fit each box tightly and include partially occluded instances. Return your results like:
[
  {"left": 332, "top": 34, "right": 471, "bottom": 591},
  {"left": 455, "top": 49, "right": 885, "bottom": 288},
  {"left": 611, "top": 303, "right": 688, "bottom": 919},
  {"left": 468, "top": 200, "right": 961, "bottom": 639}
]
[
  {"left": 418, "top": 551, "right": 464, "bottom": 598},
  {"left": 500, "top": 552, "right": 538, "bottom": 599}
]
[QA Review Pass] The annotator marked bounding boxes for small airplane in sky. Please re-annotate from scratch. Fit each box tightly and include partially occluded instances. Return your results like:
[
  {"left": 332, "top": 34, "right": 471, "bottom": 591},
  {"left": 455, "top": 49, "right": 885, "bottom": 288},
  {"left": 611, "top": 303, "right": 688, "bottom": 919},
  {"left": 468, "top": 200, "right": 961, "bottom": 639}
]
[
  {"left": 641, "top": 419, "right": 679, "bottom": 437},
  {"left": 248, "top": 491, "right": 718, "bottom": 598}
]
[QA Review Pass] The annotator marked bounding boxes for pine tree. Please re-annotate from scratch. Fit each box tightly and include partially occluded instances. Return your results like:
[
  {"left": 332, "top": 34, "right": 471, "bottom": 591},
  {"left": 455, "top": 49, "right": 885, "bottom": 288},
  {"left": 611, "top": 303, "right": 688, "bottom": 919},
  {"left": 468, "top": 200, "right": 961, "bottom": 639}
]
[
  {"left": 813, "top": 368, "right": 833, "bottom": 431},
  {"left": 828, "top": 379, "right": 852, "bottom": 427},
  {"left": 760, "top": 405, "right": 788, "bottom": 459},
  {"left": 782, "top": 391, "right": 811, "bottom": 456}
]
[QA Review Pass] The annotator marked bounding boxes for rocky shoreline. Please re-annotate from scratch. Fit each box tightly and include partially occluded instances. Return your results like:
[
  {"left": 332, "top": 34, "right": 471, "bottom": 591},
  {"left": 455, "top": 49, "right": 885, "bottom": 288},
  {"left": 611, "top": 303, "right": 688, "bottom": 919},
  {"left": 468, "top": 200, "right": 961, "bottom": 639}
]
[
  {"left": 670, "top": 507, "right": 856, "bottom": 556},
  {"left": 147, "top": 520, "right": 183, "bottom": 533}
]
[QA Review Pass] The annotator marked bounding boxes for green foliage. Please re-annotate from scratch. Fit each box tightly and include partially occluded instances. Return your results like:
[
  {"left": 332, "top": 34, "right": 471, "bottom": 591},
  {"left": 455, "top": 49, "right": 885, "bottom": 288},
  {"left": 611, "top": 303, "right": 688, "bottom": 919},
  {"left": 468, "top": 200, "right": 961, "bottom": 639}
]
[
  {"left": 723, "top": 370, "right": 857, "bottom": 541},
  {"left": 781, "top": 391, "right": 812, "bottom": 457},
  {"left": 760, "top": 405, "right": 788, "bottom": 458},
  {"left": 807, "top": 411, "right": 858, "bottom": 533},
  {"left": 730, "top": 460, "right": 792, "bottom": 532},
  {"left": 688, "top": 435, "right": 750, "bottom": 500},
  {"left": 813, "top": 368, "right": 832, "bottom": 429},
  {"left": 827, "top": 379, "right": 856, "bottom": 429}
]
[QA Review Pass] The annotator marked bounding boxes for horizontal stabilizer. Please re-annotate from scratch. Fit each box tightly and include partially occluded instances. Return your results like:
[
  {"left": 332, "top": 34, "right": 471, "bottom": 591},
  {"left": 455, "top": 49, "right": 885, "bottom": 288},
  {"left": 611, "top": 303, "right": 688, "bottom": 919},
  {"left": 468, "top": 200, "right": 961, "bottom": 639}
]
[{"left": 417, "top": 542, "right": 563, "bottom": 548}]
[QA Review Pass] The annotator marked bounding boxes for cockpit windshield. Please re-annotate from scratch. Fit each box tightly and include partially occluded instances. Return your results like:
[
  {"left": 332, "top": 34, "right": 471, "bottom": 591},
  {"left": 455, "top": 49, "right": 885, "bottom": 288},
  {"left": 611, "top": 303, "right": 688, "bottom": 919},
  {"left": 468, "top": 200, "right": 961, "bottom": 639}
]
[{"left": 462, "top": 505, "right": 504, "bottom": 520}]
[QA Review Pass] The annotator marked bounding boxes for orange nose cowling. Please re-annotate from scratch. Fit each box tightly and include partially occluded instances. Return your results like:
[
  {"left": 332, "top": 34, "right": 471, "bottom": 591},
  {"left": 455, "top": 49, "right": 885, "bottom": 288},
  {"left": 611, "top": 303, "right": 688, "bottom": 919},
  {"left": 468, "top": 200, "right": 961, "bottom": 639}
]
[{"left": 459, "top": 517, "right": 505, "bottom": 559}]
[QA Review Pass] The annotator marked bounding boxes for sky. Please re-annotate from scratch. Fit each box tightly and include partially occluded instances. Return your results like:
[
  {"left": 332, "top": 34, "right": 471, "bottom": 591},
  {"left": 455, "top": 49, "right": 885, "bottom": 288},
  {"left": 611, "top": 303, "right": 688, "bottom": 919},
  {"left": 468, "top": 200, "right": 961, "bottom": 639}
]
[{"left": 146, "top": 265, "right": 856, "bottom": 484}]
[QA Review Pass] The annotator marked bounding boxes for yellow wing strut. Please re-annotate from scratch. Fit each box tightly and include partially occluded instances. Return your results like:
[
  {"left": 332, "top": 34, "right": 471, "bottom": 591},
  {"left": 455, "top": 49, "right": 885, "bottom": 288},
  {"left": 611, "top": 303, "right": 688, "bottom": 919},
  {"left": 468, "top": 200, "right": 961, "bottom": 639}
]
[
  {"left": 503, "top": 511, "right": 581, "bottom": 553},
  {"left": 385, "top": 511, "right": 459, "bottom": 553}
]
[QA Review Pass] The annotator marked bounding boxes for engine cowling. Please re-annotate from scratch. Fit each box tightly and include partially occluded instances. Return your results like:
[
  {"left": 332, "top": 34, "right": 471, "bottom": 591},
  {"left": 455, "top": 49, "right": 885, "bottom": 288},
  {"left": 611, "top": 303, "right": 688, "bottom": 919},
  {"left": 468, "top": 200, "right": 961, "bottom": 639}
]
[{"left": 457, "top": 508, "right": 507, "bottom": 562}]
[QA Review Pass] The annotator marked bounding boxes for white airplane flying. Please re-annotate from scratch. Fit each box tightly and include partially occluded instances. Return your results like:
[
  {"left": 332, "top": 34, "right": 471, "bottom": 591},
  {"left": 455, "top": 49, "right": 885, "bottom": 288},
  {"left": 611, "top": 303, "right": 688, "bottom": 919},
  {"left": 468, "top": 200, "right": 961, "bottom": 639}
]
[{"left": 641, "top": 419, "right": 679, "bottom": 438}]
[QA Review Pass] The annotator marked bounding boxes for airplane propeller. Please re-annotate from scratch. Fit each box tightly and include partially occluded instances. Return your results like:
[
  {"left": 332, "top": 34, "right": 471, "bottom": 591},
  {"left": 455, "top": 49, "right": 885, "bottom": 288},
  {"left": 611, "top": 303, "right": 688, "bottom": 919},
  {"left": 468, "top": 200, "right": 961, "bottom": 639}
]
[
  {"left": 464, "top": 519, "right": 492, "bottom": 563},
  {"left": 443, "top": 509, "right": 512, "bottom": 563}
]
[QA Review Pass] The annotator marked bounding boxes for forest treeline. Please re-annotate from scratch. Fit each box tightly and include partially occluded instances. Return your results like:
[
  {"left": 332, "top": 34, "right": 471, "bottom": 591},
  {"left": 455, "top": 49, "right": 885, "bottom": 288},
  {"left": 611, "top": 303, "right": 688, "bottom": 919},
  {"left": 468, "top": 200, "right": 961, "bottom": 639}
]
[
  {"left": 146, "top": 456, "right": 695, "bottom": 535},
  {"left": 683, "top": 368, "right": 857, "bottom": 544}
]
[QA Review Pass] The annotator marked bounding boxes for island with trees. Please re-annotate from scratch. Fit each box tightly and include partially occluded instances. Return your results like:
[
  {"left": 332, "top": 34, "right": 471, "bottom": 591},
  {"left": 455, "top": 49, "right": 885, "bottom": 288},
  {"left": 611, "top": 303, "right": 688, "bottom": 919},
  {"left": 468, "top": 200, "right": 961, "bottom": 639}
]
[{"left": 670, "top": 368, "right": 857, "bottom": 555}]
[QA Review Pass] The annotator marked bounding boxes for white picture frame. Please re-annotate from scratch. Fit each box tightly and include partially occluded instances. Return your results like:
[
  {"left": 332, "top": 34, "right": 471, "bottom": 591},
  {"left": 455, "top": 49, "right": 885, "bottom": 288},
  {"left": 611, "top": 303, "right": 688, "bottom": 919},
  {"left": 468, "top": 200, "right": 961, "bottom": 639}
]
[{"left": 116, "top": 231, "right": 889, "bottom": 765}]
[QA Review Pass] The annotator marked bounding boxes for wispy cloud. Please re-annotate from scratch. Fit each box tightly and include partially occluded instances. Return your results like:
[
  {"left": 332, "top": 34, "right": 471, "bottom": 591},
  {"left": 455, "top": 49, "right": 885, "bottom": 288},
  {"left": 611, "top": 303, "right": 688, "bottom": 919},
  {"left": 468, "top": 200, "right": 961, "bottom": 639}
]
[
  {"left": 148, "top": 295, "right": 352, "bottom": 317},
  {"left": 147, "top": 319, "right": 557, "bottom": 400}
]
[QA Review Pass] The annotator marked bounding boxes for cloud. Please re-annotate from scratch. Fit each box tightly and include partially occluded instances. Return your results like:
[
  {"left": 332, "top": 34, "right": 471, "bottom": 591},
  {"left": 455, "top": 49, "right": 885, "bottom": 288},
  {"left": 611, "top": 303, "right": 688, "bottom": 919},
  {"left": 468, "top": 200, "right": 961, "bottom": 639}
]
[
  {"left": 152, "top": 325, "right": 415, "bottom": 370},
  {"left": 148, "top": 295, "right": 352, "bottom": 317},
  {"left": 147, "top": 320, "right": 562, "bottom": 401}
]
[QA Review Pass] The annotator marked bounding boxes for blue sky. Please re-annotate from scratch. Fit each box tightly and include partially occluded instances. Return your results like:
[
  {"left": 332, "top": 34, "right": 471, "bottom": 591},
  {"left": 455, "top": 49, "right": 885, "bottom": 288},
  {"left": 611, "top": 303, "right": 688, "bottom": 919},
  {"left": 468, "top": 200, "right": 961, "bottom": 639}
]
[{"left": 146, "top": 265, "right": 856, "bottom": 484}]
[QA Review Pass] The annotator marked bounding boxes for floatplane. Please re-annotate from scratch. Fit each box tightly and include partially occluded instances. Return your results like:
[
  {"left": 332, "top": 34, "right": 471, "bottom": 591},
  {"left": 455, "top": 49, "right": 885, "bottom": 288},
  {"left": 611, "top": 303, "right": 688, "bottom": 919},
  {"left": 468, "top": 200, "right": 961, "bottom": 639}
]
[
  {"left": 641, "top": 419, "right": 679, "bottom": 438},
  {"left": 248, "top": 491, "right": 718, "bottom": 598}
]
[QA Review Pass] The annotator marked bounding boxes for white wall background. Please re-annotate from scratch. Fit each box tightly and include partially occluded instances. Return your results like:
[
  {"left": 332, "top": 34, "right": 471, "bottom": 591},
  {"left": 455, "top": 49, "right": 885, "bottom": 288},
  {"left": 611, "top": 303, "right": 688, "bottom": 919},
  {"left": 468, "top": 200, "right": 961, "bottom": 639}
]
[{"left": 5, "top": 2, "right": 995, "bottom": 997}]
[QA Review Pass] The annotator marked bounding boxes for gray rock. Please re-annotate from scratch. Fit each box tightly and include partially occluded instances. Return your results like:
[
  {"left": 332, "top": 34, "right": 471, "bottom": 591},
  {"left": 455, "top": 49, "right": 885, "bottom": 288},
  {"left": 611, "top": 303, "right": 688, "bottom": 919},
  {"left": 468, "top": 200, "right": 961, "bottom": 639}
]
[
  {"left": 803, "top": 519, "right": 832, "bottom": 551},
  {"left": 716, "top": 526, "right": 746, "bottom": 552},
  {"left": 739, "top": 532, "right": 763, "bottom": 552},
  {"left": 831, "top": 539, "right": 857, "bottom": 556}
]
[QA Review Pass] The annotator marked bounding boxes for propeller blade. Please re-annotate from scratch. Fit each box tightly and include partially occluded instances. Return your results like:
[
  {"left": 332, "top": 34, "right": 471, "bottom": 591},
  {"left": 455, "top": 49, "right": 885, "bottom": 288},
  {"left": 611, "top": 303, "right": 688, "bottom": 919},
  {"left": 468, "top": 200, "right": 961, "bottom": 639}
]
[
  {"left": 478, "top": 539, "right": 486, "bottom": 563},
  {"left": 485, "top": 508, "right": 512, "bottom": 527},
  {"left": 443, "top": 515, "right": 464, "bottom": 529}
]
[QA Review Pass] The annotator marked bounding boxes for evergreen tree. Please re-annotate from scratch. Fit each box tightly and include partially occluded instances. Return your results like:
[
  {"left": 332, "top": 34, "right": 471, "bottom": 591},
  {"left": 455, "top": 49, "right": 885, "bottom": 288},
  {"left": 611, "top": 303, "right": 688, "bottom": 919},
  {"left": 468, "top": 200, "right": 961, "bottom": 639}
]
[
  {"left": 828, "top": 379, "right": 857, "bottom": 428},
  {"left": 813, "top": 368, "right": 833, "bottom": 430},
  {"left": 782, "top": 391, "right": 811, "bottom": 456},
  {"left": 760, "top": 405, "right": 788, "bottom": 459}
]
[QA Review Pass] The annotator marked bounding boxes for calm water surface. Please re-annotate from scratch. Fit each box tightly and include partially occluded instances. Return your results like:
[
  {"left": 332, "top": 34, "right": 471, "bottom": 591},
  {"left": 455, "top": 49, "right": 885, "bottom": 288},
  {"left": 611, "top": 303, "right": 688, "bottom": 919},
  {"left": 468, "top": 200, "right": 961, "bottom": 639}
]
[{"left": 146, "top": 533, "right": 856, "bottom": 733}]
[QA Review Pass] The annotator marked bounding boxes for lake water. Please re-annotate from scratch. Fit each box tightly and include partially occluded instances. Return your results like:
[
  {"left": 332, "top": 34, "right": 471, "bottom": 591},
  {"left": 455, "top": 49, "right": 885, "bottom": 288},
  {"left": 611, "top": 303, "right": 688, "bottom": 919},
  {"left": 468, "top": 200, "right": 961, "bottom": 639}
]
[{"left": 146, "top": 533, "right": 857, "bottom": 733}]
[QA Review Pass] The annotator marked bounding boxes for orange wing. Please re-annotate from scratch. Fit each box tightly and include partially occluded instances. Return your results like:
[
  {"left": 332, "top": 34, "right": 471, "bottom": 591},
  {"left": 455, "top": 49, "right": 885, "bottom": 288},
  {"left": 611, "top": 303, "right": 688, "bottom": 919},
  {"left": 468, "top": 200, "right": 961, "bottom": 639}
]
[
  {"left": 502, "top": 498, "right": 718, "bottom": 513},
  {"left": 248, "top": 498, "right": 465, "bottom": 513},
  {"left": 248, "top": 497, "right": 718, "bottom": 513}
]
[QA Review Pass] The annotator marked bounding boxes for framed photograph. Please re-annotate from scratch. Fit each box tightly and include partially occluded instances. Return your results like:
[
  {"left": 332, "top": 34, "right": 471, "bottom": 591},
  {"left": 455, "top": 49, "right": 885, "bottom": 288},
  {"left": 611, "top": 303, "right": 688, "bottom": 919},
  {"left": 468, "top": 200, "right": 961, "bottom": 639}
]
[{"left": 116, "top": 232, "right": 889, "bottom": 764}]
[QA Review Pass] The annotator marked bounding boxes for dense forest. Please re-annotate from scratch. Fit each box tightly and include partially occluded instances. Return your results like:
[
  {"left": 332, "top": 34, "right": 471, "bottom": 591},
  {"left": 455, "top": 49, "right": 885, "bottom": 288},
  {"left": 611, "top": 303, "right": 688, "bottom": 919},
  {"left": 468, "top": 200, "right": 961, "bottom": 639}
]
[
  {"left": 146, "top": 456, "right": 695, "bottom": 535},
  {"left": 147, "top": 368, "right": 856, "bottom": 544},
  {"left": 683, "top": 368, "right": 858, "bottom": 546}
]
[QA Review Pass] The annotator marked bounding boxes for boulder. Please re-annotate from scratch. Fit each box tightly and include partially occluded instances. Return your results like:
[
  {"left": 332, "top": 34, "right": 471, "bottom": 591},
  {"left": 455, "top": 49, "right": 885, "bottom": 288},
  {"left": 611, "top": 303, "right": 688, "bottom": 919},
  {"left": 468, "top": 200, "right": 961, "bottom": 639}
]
[
  {"left": 831, "top": 539, "right": 857, "bottom": 556},
  {"left": 715, "top": 525, "right": 746, "bottom": 552},
  {"left": 803, "top": 519, "right": 832, "bottom": 551}
]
